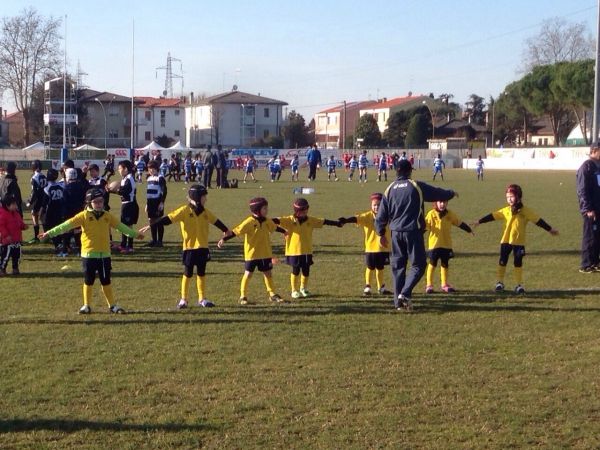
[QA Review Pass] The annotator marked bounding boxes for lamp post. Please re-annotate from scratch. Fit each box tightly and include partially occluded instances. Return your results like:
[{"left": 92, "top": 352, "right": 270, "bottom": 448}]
[
  {"left": 422, "top": 100, "right": 436, "bottom": 139},
  {"left": 94, "top": 98, "right": 107, "bottom": 150}
]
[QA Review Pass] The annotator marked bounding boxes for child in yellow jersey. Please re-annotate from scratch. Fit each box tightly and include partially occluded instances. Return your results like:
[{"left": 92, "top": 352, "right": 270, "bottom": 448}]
[
  {"left": 272, "top": 198, "right": 341, "bottom": 299},
  {"left": 39, "top": 188, "right": 144, "bottom": 314},
  {"left": 424, "top": 200, "right": 473, "bottom": 294},
  {"left": 218, "top": 197, "right": 287, "bottom": 305},
  {"left": 472, "top": 184, "right": 558, "bottom": 294},
  {"left": 140, "top": 184, "right": 230, "bottom": 309},
  {"left": 339, "top": 193, "right": 393, "bottom": 296}
]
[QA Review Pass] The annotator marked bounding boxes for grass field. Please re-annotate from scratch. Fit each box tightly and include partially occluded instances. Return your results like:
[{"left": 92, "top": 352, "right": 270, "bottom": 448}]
[{"left": 1, "top": 166, "right": 599, "bottom": 449}]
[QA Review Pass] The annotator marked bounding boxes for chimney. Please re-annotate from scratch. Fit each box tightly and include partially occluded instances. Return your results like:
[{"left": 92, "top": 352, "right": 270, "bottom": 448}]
[{"left": 190, "top": 92, "right": 195, "bottom": 104}]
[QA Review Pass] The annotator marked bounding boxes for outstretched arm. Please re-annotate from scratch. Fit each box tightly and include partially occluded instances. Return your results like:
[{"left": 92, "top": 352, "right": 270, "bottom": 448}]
[
  {"left": 536, "top": 218, "right": 559, "bottom": 236},
  {"left": 323, "top": 219, "right": 342, "bottom": 227}
]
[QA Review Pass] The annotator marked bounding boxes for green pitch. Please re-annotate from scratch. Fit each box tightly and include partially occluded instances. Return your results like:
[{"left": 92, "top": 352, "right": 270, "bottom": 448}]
[{"left": 1, "top": 167, "right": 598, "bottom": 448}]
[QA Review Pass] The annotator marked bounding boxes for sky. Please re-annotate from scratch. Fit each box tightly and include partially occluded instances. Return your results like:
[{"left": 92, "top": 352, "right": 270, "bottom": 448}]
[{"left": 1, "top": 0, "right": 598, "bottom": 121}]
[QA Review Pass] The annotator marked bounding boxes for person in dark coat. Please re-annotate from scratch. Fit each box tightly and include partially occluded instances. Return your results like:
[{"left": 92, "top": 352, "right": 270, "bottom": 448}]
[
  {"left": 576, "top": 142, "right": 600, "bottom": 272},
  {"left": 0, "top": 162, "right": 23, "bottom": 217}
]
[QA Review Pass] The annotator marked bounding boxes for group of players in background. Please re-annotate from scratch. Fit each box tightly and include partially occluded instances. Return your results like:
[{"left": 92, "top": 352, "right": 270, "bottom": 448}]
[{"left": 0, "top": 151, "right": 556, "bottom": 315}]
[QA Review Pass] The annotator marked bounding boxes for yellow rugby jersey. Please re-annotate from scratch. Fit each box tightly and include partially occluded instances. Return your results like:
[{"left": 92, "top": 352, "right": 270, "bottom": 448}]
[
  {"left": 356, "top": 211, "right": 390, "bottom": 253},
  {"left": 48, "top": 209, "right": 135, "bottom": 257},
  {"left": 277, "top": 215, "right": 324, "bottom": 256},
  {"left": 168, "top": 205, "right": 218, "bottom": 250},
  {"left": 232, "top": 215, "right": 277, "bottom": 261},
  {"left": 425, "top": 209, "right": 462, "bottom": 250},
  {"left": 492, "top": 205, "right": 541, "bottom": 245}
]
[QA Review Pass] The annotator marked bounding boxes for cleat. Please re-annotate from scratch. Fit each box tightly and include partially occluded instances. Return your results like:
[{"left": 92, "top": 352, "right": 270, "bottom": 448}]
[
  {"left": 177, "top": 299, "right": 188, "bottom": 309},
  {"left": 269, "top": 293, "right": 284, "bottom": 303},
  {"left": 146, "top": 241, "right": 157, "bottom": 247},
  {"left": 579, "top": 266, "right": 595, "bottom": 273},
  {"left": 239, "top": 297, "right": 249, "bottom": 305},
  {"left": 363, "top": 285, "right": 372, "bottom": 296},
  {"left": 198, "top": 299, "right": 215, "bottom": 307},
  {"left": 291, "top": 290, "right": 301, "bottom": 299},
  {"left": 26, "top": 237, "right": 40, "bottom": 244},
  {"left": 299, "top": 288, "right": 310, "bottom": 298},
  {"left": 425, "top": 285, "right": 434, "bottom": 294},
  {"left": 0, "top": 269, "right": 5, "bottom": 276},
  {"left": 441, "top": 284, "right": 455, "bottom": 293},
  {"left": 11, "top": 268, "right": 20, "bottom": 275},
  {"left": 495, "top": 281, "right": 505, "bottom": 292},
  {"left": 109, "top": 304, "right": 125, "bottom": 314},
  {"left": 79, "top": 305, "right": 91, "bottom": 314},
  {"left": 378, "top": 286, "right": 392, "bottom": 295},
  {"left": 515, "top": 285, "right": 526, "bottom": 295},
  {"left": 396, "top": 294, "right": 413, "bottom": 312}
]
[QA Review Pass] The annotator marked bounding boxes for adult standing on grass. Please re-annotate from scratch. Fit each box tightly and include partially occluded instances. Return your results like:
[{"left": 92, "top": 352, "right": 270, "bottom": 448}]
[
  {"left": 576, "top": 141, "right": 600, "bottom": 273},
  {"left": 306, "top": 144, "right": 322, "bottom": 181},
  {"left": 203, "top": 145, "right": 214, "bottom": 188},
  {"left": 375, "top": 159, "right": 457, "bottom": 311},
  {"left": 0, "top": 162, "right": 23, "bottom": 217}
]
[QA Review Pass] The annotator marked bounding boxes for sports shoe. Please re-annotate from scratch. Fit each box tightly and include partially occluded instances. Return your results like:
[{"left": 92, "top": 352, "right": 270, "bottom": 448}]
[
  {"left": 396, "top": 294, "right": 413, "bottom": 312},
  {"left": 109, "top": 304, "right": 125, "bottom": 314},
  {"left": 11, "top": 268, "right": 20, "bottom": 275},
  {"left": 146, "top": 241, "right": 157, "bottom": 247},
  {"left": 425, "top": 285, "right": 434, "bottom": 294},
  {"left": 378, "top": 286, "right": 392, "bottom": 295},
  {"left": 79, "top": 305, "right": 91, "bottom": 314},
  {"left": 299, "top": 288, "right": 310, "bottom": 298},
  {"left": 579, "top": 266, "right": 595, "bottom": 273},
  {"left": 26, "top": 237, "right": 40, "bottom": 244},
  {"left": 441, "top": 284, "right": 455, "bottom": 293},
  {"left": 0, "top": 269, "right": 5, "bottom": 276},
  {"left": 269, "top": 293, "right": 284, "bottom": 303},
  {"left": 291, "top": 290, "right": 301, "bottom": 299},
  {"left": 239, "top": 297, "right": 249, "bottom": 305},
  {"left": 198, "top": 299, "right": 215, "bottom": 307},
  {"left": 495, "top": 281, "right": 505, "bottom": 292},
  {"left": 156, "top": 241, "right": 164, "bottom": 247},
  {"left": 177, "top": 299, "right": 188, "bottom": 309},
  {"left": 515, "top": 285, "right": 526, "bottom": 295},
  {"left": 363, "top": 285, "right": 372, "bottom": 296}
]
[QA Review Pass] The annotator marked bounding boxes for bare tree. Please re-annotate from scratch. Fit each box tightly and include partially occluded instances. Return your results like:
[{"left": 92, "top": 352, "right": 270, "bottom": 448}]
[
  {"left": 0, "top": 8, "right": 62, "bottom": 145},
  {"left": 523, "top": 17, "right": 594, "bottom": 72}
]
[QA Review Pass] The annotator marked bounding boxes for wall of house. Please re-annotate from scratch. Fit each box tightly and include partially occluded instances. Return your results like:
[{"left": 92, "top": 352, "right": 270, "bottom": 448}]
[{"left": 136, "top": 106, "right": 185, "bottom": 146}]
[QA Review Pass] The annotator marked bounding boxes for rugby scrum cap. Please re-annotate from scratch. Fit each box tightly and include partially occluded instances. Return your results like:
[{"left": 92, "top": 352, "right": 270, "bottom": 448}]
[
  {"left": 65, "top": 168, "right": 78, "bottom": 181},
  {"left": 505, "top": 184, "right": 523, "bottom": 199},
  {"left": 85, "top": 188, "right": 105, "bottom": 203},
  {"left": 293, "top": 198, "right": 309, "bottom": 211},
  {"left": 188, "top": 184, "right": 208, "bottom": 202},
  {"left": 370, "top": 193, "right": 383, "bottom": 201},
  {"left": 249, "top": 197, "right": 268, "bottom": 214}
]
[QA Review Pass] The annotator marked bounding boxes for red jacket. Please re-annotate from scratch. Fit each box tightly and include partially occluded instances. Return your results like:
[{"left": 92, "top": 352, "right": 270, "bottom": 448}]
[{"left": 0, "top": 207, "right": 26, "bottom": 245}]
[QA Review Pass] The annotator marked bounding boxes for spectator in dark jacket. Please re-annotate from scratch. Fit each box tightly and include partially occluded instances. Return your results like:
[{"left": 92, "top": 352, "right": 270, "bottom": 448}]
[
  {"left": 375, "top": 159, "right": 457, "bottom": 311},
  {"left": 203, "top": 145, "right": 214, "bottom": 188},
  {"left": 576, "top": 142, "right": 600, "bottom": 272},
  {"left": 306, "top": 144, "right": 322, "bottom": 181},
  {"left": 0, "top": 162, "right": 23, "bottom": 217},
  {"left": 63, "top": 168, "right": 86, "bottom": 253}
]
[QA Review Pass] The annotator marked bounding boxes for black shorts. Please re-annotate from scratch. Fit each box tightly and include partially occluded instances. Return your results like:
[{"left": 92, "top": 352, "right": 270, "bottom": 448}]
[
  {"left": 244, "top": 258, "right": 273, "bottom": 273},
  {"left": 182, "top": 248, "right": 210, "bottom": 276},
  {"left": 121, "top": 202, "right": 139, "bottom": 226},
  {"left": 286, "top": 254, "right": 313, "bottom": 268},
  {"left": 31, "top": 201, "right": 44, "bottom": 214},
  {"left": 427, "top": 248, "right": 454, "bottom": 266},
  {"left": 146, "top": 198, "right": 164, "bottom": 219},
  {"left": 499, "top": 243, "right": 525, "bottom": 267},
  {"left": 365, "top": 252, "right": 390, "bottom": 270},
  {"left": 82, "top": 257, "right": 112, "bottom": 285}
]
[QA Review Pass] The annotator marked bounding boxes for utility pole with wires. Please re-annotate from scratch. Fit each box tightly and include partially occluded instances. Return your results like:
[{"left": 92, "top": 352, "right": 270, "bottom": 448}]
[{"left": 156, "top": 52, "right": 184, "bottom": 98}]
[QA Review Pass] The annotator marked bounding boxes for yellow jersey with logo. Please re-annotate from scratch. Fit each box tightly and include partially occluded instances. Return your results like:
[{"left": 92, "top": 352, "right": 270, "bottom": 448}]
[
  {"left": 492, "top": 205, "right": 540, "bottom": 245},
  {"left": 61, "top": 210, "right": 122, "bottom": 256},
  {"left": 232, "top": 216, "right": 277, "bottom": 261},
  {"left": 277, "top": 215, "right": 324, "bottom": 256},
  {"left": 425, "top": 209, "right": 462, "bottom": 249},
  {"left": 167, "top": 205, "right": 218, "bottom": 250},
  {"left": 356, "top": 211, "right": 390, "bottom": 253}
]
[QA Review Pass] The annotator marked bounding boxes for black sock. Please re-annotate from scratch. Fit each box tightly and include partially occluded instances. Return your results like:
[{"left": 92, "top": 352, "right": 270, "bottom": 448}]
[{"left": 34, "top": 225, "right": 39, "bottom": 237}]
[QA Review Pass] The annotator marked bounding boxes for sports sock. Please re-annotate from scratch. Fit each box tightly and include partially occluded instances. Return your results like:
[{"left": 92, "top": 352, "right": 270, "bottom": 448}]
[
  {"left": 300, "top": 275, "right": 308, "bottom": 290},
  {"left": 441, "top": 266, "right": 448, "bottom": 286},
  {"left": 514, "top": 267, "right": 523, "bottom": 285},
  {"left": 426, "top": 264, "right": 435, "bottom": 286},
  {"left": 34, "top": 225, "right": 39, "bottom": 238},
  {"left": 365, "top": 268, "right": 373, "bottom": 286},
  {"left": 290, "top": 273, "right": 299, "bottom": 292},
  {"left": 375, "top": 269, "right": 384, "bottom": 290},
  {"left": 240, "top": 272, "right": 251, "bottom": 297},
  {"left": 83, "top": 284, "right": 93, "bottom": 306},
  {"left": 101, "top": 284, "right": 114, "bottom": 307},
  {"left": 263, "top": 274, "right": 275, "bottom": 296},
  {"left": 196, "top": 275, "right": 205, "bottom": 300},
  {"left": 181, "top": 275, "right": 191, "bottom": 300},
  {"left": 497, "top": 265, "right": 506, "bottom": 282}
]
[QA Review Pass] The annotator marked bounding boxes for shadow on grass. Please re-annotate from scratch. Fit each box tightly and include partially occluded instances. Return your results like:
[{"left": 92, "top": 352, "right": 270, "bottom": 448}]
[{"left": 0, "top": 418, "right": 217, "bottom": 433}]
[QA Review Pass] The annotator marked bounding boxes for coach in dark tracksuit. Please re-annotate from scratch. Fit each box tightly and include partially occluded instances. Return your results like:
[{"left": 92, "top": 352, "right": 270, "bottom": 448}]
[
  {"left": 576, "top": 142, "right": 600, "bottom": 272},
  {"left": 375, "top": 159, "right": 456, "bottom": 311}
]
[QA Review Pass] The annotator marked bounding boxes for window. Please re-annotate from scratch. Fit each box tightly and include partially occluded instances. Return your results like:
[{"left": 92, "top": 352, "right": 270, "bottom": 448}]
[
  {"left": 263, "top": 129, "right": 269, "bottom": 139},
  {"left": 160, "top": 110, "right": 166, "bottom": 127},
  {"left": 109, "top": 105, "right": 119, "bottom": 117},
  {"left": 174, "top": 109, "right": 180, "bottom": 116},
  {"left": 108, "top": 129, "right": 118, "bottom": 139},
  {"left": 174, "top": 130, "right": 180, "bottom": 137},
  {"left": 145, "top": 131, "right": 151, "bottom": 141},
  {"left": 144, "top": 111, "right": 151, "bottom": 121},
  {"left": 264, "top": 108, "right": 269, "bottom": 118}
]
